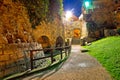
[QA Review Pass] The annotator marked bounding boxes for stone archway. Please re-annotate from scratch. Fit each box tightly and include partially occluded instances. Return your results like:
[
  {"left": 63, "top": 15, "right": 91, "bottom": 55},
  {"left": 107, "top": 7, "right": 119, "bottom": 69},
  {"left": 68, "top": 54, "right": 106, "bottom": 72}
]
[
  {"left": 55, "top": 36, "right": 64, "bottom": 47},
  {"left": 73, "top": 28, "right": 81, "bottom": 38},
  {"left": 37, "top": 36, "right": 51, "bottom": 54}
]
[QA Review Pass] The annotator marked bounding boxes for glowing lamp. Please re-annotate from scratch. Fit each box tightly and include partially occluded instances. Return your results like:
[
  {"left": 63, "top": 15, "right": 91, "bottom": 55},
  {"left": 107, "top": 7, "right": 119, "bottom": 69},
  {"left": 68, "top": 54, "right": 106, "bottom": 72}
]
[
  {"left": 85, "top": 1, "right": 90, "bottom": 8},
  {"left": 65, "top": 11, "right": 72, "bottom": 20}
]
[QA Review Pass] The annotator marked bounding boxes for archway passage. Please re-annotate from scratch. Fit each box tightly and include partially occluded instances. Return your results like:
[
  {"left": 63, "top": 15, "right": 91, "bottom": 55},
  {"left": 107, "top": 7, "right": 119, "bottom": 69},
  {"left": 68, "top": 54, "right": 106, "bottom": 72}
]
[
  {"left": 55, "top": 36, "right": 64, "bottom": 50},
  {"left": 72, "top": 28, "right": 81, "bottom": 44},
  {"left": 73, "top": 28, "right": 81, "bottom": 38},
  {"left": 37, "top": 36, "right": 51, "bottom": 54},
  {"left": 55, "top": 36, "right": 64, "bottom": 47}
]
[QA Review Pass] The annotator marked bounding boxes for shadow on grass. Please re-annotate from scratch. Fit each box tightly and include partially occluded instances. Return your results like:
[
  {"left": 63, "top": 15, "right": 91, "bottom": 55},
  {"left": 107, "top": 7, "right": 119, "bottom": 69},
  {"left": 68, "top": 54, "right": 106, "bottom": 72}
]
[{"left": 81, "top": 49, "right": 89, "bottom": 53}]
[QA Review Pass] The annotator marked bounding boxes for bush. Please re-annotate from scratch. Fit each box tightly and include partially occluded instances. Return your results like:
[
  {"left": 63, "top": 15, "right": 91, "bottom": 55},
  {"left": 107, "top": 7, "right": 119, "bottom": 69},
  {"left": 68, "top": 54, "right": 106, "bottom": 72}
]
[{"left": 117, "top": 28, "right": 120, "bottom": 35}]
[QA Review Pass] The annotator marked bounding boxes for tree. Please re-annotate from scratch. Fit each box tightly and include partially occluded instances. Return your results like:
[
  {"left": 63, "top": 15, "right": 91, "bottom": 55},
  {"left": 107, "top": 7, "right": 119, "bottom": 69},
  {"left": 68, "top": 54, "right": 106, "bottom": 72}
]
[
  {"left": 48, "top": 0, "right": 63, "bottom": 21},
  {"left": 19, "top": 0, "right": 49, "bottom": 28},
  {"left": 91, "top": 0, "right": 116, "bottom": 29},
  {"left": 19, "top": 0, "right": 63, "bottom": 28}
]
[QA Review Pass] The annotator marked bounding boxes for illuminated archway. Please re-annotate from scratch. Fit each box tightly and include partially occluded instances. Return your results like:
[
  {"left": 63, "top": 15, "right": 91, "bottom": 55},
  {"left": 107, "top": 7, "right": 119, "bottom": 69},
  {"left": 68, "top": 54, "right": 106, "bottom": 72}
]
[
  {"left": 73, "top": 28, "right": 81, "bottom": 38},
  {"left": 37, "top": 36, "right": 51, "bottom": 48}
]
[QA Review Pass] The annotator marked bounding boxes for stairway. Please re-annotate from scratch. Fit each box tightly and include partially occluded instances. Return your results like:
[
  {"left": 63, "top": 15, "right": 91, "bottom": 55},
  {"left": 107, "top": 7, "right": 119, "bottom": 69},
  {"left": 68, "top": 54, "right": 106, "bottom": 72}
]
[{"left": 71, "top": 38, "right": 80, "bottom": 45}]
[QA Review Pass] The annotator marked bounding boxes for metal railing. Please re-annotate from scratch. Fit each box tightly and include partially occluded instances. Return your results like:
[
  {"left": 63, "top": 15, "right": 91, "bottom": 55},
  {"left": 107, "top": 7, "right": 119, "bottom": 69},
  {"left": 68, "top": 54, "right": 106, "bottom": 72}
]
[
  {"left": 29, "top": 45, "right": 71, "bottom": 70},
  {"left": 1, "top": 43, "right": 71, "bottom": 79}
]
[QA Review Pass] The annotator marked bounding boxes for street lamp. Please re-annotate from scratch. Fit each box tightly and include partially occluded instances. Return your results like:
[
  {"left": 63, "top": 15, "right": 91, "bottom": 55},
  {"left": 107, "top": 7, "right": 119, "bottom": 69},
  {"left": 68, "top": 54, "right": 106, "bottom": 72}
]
[
  {"left": 85, "top": 1, "right": 90, "bottom": 8},
  {"left": 65, "top": 11, "right": 73, "bottom": 21},
  {"left": 64, "top": 10, "right": 73, "bottom": 44},
  {"left": 83, "top": 0, "right": 92, "bottom": 9}
]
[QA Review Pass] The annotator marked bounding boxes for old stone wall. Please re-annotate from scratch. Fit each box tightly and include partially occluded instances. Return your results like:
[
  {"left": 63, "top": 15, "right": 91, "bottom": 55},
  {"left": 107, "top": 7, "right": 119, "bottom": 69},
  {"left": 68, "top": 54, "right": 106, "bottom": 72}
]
[
  {"left": 64, "top": 20, "right": 82, "bottom": 39},
  {"left": 0, "top": 0, "right": 64, "bottom": 45},
  {"left": 33, "top": 20, "right": 64, "bottom": 46},
  {"left": 0, "top": 0, "right": 64, "bottom": 78},
  {"left": 0, "top": 43, "right": 46, "bottom": 78},
  {"left": 0, "top": 44, "right": 24, "bottom": 78},
  {"left": 0, "top": 0, "right": 32, "bottom": 44},
  {"left": 0, "top": 0, "right": 32, "bottom": 78}
]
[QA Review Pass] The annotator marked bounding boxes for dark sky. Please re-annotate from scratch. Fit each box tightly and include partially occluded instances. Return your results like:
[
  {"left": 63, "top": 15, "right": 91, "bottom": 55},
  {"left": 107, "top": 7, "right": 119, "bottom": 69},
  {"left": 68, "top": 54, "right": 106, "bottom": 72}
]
[{"left": 63, "top": 0, "right": 83, "bottom": 17}]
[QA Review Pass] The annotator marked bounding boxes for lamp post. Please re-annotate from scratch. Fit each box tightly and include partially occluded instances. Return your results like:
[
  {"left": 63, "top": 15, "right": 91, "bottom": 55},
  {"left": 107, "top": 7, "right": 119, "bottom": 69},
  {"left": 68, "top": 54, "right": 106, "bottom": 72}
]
[
  {"left": 62, "top": 10, "right": 73, "bottom": 45},
  {"left": 83, "top": 0, "right": 93, "bottom": 12},
  {"left": 64, "top": 10, "right": 73, "bottom": 45}
]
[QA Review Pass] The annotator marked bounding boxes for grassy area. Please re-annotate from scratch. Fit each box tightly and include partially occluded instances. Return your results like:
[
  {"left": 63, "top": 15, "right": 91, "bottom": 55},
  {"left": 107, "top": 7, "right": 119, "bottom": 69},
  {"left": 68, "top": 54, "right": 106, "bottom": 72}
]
[{"left": 84, "top": 36, "right": 120, "bottom": 80}]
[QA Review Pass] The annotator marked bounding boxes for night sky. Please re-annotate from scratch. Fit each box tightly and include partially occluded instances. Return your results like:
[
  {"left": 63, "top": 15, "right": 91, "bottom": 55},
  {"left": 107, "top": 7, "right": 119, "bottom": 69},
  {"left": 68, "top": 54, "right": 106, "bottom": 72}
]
[{"left": 63, "top": 0, "right": 83, "bottom": 17}]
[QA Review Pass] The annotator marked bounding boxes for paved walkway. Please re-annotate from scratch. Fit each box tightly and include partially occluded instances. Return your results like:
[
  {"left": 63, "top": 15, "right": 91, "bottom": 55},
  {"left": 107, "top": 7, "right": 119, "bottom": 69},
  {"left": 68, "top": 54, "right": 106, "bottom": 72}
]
[{"left": 23, "top": 45, "right": 113, "bottom": 80}]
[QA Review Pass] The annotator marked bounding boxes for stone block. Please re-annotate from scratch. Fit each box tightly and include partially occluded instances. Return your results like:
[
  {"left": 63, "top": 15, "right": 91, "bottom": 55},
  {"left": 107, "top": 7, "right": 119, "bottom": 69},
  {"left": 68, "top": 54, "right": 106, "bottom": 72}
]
[
  {"left": 0, "top": 62, "right": 5, "bottom": 67},
  {"left": 0, "top": 50, "right": 3, "bottom": 55},
  {"left": 17, "top": 54, "right": 24, "bottom": 60},
  {"left": 0, "top": 55, "right": 10, "bottom": 61},
  {"left": 0, "top": 63, "right": 20, "bottom": 78},
  {"left": 9, "top": 54, "right": 18, "bottom": 61},
  {"left": 87, "top": 37, "right": 96, "bottom": 43},
  {"left": 0, "top": 71, "right": 4, "bottom": 78},
  {"left": 0, "top": 45, "right": 3, "bottom": 49},
  {"left": 4, "top": 49, "right": 14, "bottom": 55},
  {"left": 104, "top": 29, "right": 117, "bottom": 37},
  {"left": 4, "top": 68, "right": 17, "bottom": 77},
  {"left": 3, "top": 0, "right": 12, "bottom": 4}
]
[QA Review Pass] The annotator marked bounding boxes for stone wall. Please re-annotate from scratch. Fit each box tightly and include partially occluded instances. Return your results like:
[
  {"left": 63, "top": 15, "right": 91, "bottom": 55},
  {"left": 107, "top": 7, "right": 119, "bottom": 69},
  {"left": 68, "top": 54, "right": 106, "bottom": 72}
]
[
  {"left": 0, "top": 0, "right": 64, "bottom": 45},
  {"left": 33, "top": 20, "right": 64, "bottom": 46},
  {"left": 64, "top": 21, "right": 82, "bottom": 39},
  {"left": 104, "top": 29, "right": 118, "bottom": 37},
  {"left": 0, "top": 0, "right": 65, "bottom": 78},
  {"left": 0, "top": 0, "right": 32, "bottom": 44},
  {"left": 0, "top": 0, "right": 31, "bottom": 78},
  {"left": 0, "top": 43, "right": 46, "bottom": 78}
]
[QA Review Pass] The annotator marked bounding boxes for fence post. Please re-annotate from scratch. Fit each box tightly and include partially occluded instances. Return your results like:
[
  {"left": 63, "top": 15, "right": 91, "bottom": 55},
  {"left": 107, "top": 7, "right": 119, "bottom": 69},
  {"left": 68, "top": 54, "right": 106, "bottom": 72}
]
[
  {"left": 65, "top": 40, "right": 69, "bottom": 57},
  {"left": 51, "top": 50, "right": 54, "bottom": 63},
  {"left": 65, "top": 47, "right": 67, "bottom": 57},
  {"left": 60, "top": 49, "right": 63, "bottom": 59},
  {"left": 30, "top": 50, "right": 33, "bottom": 70},
  {"left": 69, "top": 45, "right": 71, "bottom": 55}
]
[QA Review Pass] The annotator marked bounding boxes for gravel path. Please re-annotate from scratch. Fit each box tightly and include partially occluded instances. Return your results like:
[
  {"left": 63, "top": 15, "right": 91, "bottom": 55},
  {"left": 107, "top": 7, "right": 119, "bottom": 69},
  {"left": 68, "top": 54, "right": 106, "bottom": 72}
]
[{"left": 25, "top": 45, "right": 113, "bottom": 80}]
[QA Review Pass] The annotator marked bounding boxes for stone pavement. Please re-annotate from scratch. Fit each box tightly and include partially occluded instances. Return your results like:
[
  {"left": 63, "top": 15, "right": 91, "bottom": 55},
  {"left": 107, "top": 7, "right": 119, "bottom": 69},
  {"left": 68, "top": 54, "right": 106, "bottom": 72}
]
[{"left": 23, "top": 45, "right": 113, "bottom": 80}]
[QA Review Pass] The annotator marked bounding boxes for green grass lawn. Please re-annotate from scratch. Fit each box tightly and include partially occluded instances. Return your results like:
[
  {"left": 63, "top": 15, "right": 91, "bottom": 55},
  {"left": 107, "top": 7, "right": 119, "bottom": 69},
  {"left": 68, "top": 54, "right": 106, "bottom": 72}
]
[{"left": 84, "top": 36, "right": 120, "bottom": 80}]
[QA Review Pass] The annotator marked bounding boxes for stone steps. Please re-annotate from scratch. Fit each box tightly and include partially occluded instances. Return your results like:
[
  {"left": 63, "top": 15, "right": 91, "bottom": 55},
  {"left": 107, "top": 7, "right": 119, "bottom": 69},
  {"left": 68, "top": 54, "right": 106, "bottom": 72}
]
[{"left": 71, "top": 38, "right": 80, "bottom": 45}]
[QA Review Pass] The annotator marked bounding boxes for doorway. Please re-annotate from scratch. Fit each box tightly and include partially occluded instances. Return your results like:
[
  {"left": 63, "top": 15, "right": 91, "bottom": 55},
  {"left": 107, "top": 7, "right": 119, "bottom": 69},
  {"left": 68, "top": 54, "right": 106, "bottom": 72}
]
[{"left": 73, "top": 28, "right": 81, "bottom": 38}]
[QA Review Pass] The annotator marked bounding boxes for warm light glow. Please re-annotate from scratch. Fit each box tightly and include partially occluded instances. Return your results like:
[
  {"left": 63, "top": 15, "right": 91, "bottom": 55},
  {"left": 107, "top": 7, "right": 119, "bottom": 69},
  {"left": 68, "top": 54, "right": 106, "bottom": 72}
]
[{"left": 65, "top": 11, "right": 72, "bottom": 20}]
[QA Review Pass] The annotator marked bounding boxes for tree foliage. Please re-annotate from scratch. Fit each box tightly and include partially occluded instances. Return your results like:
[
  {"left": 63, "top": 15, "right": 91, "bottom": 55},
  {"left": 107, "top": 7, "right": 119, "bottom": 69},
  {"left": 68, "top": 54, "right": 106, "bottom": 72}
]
[
  {"left": 91, "top": 0, "right": 116, "bottom": 29},
  {"left": 0, "top": 0, "right": 64, "bottom": 44},
  {"left": 47, "top": 0, "right": 63, "bottom": 21},
  {"left": 19, "top": 0, "right": 49, "bottom": 28},
  {"left": 19, "top": 0, "right": 63, "bottom": 28}
]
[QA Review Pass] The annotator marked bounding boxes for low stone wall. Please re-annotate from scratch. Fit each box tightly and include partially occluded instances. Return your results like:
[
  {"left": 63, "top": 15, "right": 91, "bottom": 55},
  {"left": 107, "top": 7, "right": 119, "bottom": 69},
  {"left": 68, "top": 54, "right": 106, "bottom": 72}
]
[
  {"left": 104, "top": 29, "right": 118, "bottom": 37},
  {"left": 0, "top": 43, "right": 45, "bottom": 78}
]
